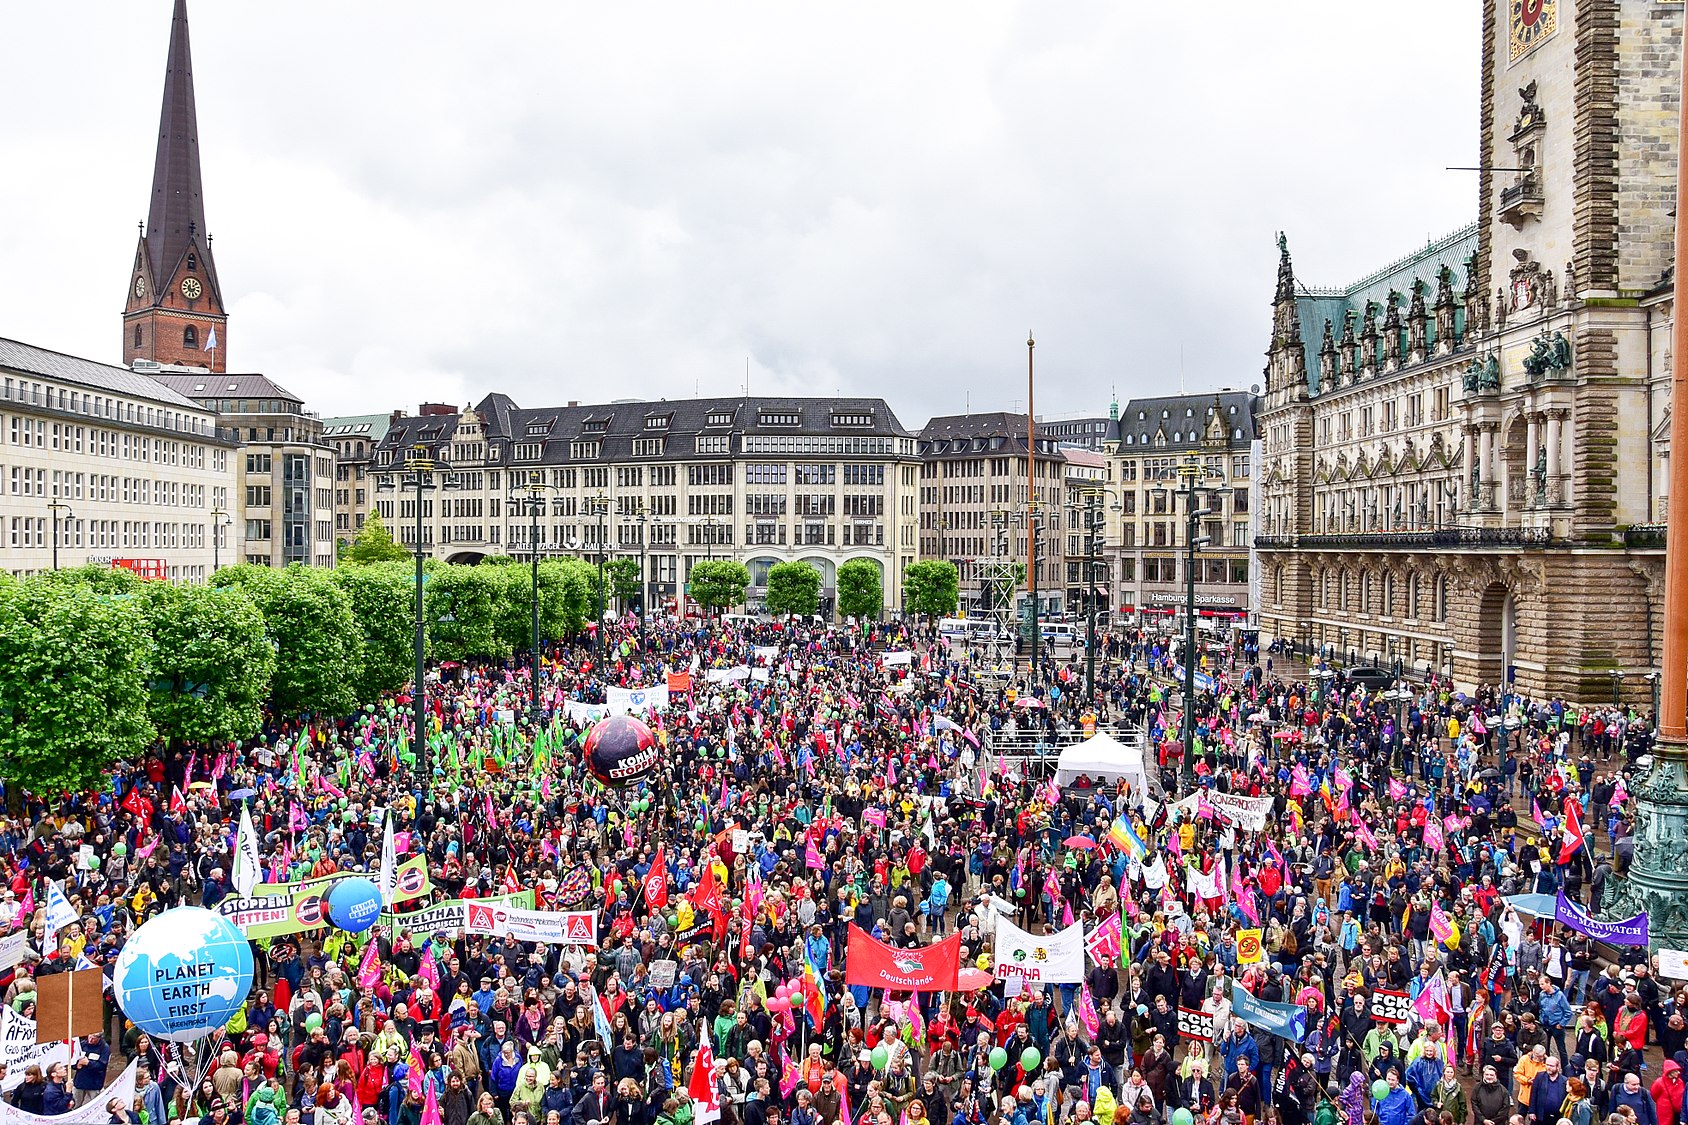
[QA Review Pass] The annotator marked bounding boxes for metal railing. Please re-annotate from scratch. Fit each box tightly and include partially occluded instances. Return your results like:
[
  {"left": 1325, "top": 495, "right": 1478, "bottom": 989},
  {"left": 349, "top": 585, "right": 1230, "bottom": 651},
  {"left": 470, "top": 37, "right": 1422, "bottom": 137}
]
[
  {"left": 1256, "top": 526, "right": 1555, "bottom": 550},
  {"left": 1624, "top": 525, "right": 1667, "bottom": 550}
]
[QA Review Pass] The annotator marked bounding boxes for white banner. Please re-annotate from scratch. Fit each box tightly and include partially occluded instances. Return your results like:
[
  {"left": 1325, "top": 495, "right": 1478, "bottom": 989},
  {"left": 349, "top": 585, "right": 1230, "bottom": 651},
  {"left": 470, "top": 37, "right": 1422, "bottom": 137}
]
[
  {"left": 566, "top": 701, "right": 611, "bottom": 724},
  {"left": 0, "top": 1008, "right": 72, "bottom": 1084},
  {"left": 752, "top": 646, "right": 781, "bottom": 663},
  {"left": 464, "top": 903, "right": 599, "bottom": 946},
  {"left": 751, "top": 668, "right": 770, "bottom": 683},
  {"left": 880, "top": 650, "right": 914, "bottom": 667},
  {"left": 992, "top": 918, "right": 1085, "bottom": 985},
  {"left": 1660, "top": 948, "right": 1688, "bottom": 981},
  {"left": 1208, "top": 791, "right": 1273, "bottom": 831},
  {"left": 0, "top": 932, "right": 29, "bottom": 972},
  {"left": 704, "top": 666, "right": 750, "bottom": 684},
  {"left": 0, "top": 1061, "right": 132, "bottom": 1124},
  {"left": 606, "top": 686, "right": 669, "bottom": 714}
]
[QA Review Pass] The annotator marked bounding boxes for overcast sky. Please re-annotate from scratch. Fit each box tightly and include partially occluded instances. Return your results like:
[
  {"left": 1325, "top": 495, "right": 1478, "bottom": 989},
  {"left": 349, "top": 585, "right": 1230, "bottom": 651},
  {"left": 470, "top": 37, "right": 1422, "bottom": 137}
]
[{"left": 2, "top": 2, "right": 1477, "bottom": 426}]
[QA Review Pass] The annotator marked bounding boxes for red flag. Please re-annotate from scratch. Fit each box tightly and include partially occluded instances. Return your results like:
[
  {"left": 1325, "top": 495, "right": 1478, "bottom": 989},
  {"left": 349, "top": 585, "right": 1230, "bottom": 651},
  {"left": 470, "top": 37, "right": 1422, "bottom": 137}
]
[
  {"left": 643, "top": 849, "right": 669, "bottom": 910},
  {"left": 1558, "top": 798, "right": 1586, "bottom": 865},
  {"left": 502, "top": 865, "right": 521, "bottom": 895},
  {"left": 842, "top": 925, "right": 961, "bottom": 991},
  {"left": 691, "top": 866, "right": 722, "bottom": 916},
  {"left": 688, "top": 1031, "right": 720, "bottom": 1123},
  {"left": 168, "top": 786, "right": 187, "bottom": 815},
  {"left": 120, "top": 788, "right": 147, "bottom": 817}
]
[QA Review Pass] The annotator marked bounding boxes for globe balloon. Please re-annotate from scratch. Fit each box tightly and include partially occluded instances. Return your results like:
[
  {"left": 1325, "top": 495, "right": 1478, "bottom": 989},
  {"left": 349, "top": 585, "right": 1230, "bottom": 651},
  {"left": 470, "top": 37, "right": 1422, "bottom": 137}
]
[
  {"left": 112, "top": 907, "right": 254, "bottom": 1042},
  {"left": 325, "top": 878, "right": 383, "bottom": 934},
  {"left": 1172, "top": 1111, "right": 1193, "bottom": 1125},
  {"left": 1371, "top": 1082, "right": 1389, "bottom": 1102},
  {"left": 583, "top": 715, "right": 660, "bottom": 788}
]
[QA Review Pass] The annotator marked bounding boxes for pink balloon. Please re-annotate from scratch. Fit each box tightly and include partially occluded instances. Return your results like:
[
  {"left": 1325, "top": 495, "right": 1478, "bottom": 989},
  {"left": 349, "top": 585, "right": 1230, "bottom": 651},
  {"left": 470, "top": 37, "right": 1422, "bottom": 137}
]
[
  {"left": 774, "top": 984, "right": 791, "bottom": 1000},
  {"left": 765, "top": 996, "right": 791, "bottom": 1012}
]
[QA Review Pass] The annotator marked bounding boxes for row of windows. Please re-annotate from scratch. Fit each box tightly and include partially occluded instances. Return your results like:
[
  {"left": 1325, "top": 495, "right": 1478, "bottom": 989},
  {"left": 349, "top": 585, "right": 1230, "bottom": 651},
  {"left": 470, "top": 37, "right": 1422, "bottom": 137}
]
[
  {"left": 7, "top": 417, "right": 216, "bottom": 470},
  {"left": 9, "top": 517, "right": 208, "bottom": 551},
  {"left": 0, "top": 379, "right": 213, "bottom": 437}
]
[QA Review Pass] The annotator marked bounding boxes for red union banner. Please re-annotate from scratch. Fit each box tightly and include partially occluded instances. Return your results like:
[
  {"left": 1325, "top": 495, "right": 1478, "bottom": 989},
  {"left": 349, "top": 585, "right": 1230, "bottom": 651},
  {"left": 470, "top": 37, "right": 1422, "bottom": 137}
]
[{"left": 843, "top": 924, "right": 961, "bottom": 992}]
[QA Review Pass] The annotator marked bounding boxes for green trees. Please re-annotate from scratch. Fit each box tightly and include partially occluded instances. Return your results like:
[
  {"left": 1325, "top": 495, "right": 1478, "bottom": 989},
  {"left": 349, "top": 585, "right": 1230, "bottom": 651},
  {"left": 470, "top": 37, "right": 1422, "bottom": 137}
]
[
  {"left": 425, "top": 564, "right": 504, "bottom": 662},
  {"left": 142, "top": 583, "right": 276, "bottom": 749},
  {"left": 903, "top": 559, "right": 960, "bottom": 620},
  {"left": 688, "top": 560, "right": 751, "bottom": 615},
  {"left": 765, "top": 560, "right": 822, "bottom": 618},
  {"left": 836, "top": 559, "right": 884, "bottom": 622},
  {"left": 332, "top": 562, "right": 416, "bottom": 701},
  {"left": 604, "top": 558, "right": 642, "bottom": 609},
  {"left": 340, "top": 512, "right": 410, "bottom": 565},
  {"left": 214, "top": 565, "right": 361, "bottom": 717},
  {"left": 0, "top": 580, "right": 155, "bottom": 794}
]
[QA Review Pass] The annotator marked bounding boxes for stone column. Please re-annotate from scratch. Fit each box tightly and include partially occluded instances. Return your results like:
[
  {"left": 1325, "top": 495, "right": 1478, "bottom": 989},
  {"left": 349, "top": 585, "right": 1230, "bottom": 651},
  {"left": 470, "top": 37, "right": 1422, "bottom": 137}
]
[
  {"left": 1547, "top": 410, "right": 1565, "bottom": 505},
  {"left": 1526, "top": 414, "right": 1541, "bottom": 507},
  {"left": 1479, "top": 425, "right": 1496, "bottom": 509}
]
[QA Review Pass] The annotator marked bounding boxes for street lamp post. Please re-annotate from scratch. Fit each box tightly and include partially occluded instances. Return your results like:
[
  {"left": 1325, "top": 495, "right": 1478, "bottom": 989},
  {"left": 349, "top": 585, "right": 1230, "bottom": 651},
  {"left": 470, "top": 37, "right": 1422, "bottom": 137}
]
[
  {"left": 47, "top": 500, "right": 74, "bottom": 571},
  {"left": 210, "top": 505, "right": 230, "bottom": 573},
  {"left": 1178, "top": 457, "right": 1211, "bottom": 793},
  {"left": 588, "top": 493, "right": 609, "bottom": 647},
  {"left": 508, "top": 478, "right": 551, "bottom": 725},
  {"left": 379, "top": 443, "right": 451, "bottom": 782}
]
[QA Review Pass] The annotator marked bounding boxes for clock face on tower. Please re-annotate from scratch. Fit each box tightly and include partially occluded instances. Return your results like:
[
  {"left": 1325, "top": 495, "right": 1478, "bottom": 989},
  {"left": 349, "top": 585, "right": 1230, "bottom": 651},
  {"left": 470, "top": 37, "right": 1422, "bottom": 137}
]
[
  {"left": 1510, "top": 0, "right": 1556, "bottom": 63},
  {"left": 133, "top": 276, "right": 146, "bottom": 298},
  {"left": 180, "top": 277, "right": 202, "bottom": 300}
]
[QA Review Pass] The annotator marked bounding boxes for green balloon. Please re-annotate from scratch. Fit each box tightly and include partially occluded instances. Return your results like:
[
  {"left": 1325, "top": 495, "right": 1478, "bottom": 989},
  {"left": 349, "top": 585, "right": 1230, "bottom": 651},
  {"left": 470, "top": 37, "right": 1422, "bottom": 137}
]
[
  {"left": 1172, "top": 1111, "right": 1193, "bottom": 1125},
  {"left": 988, "top": 1047, "right": 1008, "bottom": 1071},
  {"left": 305, "top": 1013, "right": 322, "bottom": 1031},
  {"left": 1019, "top": 1047, "right": 1040, "bottom": 1072},
  {"left": 870, "top": 1046, "right": 888, "bottom": 1071},
  {"left": 112, "top": 843, "right": 127, "bottom": 857},
  {"left": 1371, "top": 1082, "right": 1389, "bottom": 1102}
]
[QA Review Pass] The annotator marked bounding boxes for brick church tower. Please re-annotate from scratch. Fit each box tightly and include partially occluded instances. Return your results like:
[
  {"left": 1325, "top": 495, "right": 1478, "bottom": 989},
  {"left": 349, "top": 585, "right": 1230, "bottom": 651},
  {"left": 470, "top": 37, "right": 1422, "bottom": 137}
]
[{"left": 122, "top": 0, "right": 227, "bottom": 373}]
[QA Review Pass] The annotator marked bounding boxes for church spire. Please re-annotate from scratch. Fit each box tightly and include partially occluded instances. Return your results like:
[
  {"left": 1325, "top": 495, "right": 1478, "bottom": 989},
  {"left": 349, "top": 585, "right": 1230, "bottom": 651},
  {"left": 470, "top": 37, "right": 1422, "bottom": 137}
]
[
  {"left": 146, "top": 0, "right": 217, "bottom": 294},
  {"left": 123, "top": 0, "right": 227, "bottom": 372}
]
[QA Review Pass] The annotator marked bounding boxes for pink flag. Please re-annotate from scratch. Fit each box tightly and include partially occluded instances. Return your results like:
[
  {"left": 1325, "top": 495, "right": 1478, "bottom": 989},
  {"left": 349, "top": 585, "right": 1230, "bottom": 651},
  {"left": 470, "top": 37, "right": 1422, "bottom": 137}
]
[
  {"left": 1424, "top": 815, "right": 1445, "bottom": 853},
  {"left": 541, "top": 774, "right": 552, "bottom": 801},
  {"left": 779, "top": 1047, "right": 800, "bottom": 1099},
  {"left": 1413, "top": 972, "right": 1449, "bottom": 1023},
  {"left": 1428, "top": 901, "right": 1454, "bottom": 944},
  {"left": 1060, "top": 900, "right": 1075, "bottom": 928},
  {"left": 840, "top": 1089, "right": 854, "bottom": 1125},
  {"left": 319, "top": 778, "right": 346, "bottom": 800},
  {"left": 1289, "top": 764, "right": 1311, "bottom": 798},
  {"left": 1352, "top": 811, "right": 1378, "bottom": 851},
  {"left": 1076, "top": 982, "right": 1101, "bottom": 1039},
  {"left": 357, "top": 938, "right": 382, "bottom": 989},
  {"left": 289, "top": 802, "right": 307, "bottom": 832},
  {"left": 421, "top": 1080, "right": 442, "bottom": 1125},
  {"left": 418, "top": 945, "right": 441, "bottom": 991},
  {"left": 407, "top": 1044, "right": 425, "bottom": 1098},
  {"left": 14, "top": 887, "right": 34, "bottom": 927},
  {"left": 135, "top": 835, "right": 159, "bottom": 860},
  {"left": 1388, "top": 777, "right": 1407, "bottom": 801},
  {"left": 484, "top": 793, "right": 496, "bottom": 824},
  {"left": 805, "top": 840, "right": 824, "bottom": 870},
  {"left": 1084, "top": 913, "right": 1122, "bottom": 965}
]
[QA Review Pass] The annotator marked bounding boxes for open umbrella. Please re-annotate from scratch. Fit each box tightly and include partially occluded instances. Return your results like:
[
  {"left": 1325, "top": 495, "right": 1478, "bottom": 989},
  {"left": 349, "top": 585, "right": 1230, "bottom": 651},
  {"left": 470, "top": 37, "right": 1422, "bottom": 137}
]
[
  {"left": 1503, "top": 893, "right": 1558, "bottom": 918},
  {"left": 227, "top": 788, "right": 256, "bottom": 801},
  {"left": 1015, "top": 697, "right": 1047, "bottom": 710},
  {"left": 1064, "top": 835, "right": 1097, "bottom": 850},
  {"left": 957, "top": 967, "right": 995, "bottom": 991}
]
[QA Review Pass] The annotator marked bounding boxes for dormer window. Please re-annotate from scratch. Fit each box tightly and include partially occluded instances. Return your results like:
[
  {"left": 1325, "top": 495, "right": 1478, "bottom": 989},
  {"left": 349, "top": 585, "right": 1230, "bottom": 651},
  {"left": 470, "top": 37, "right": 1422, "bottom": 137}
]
[
  {"left": 525, "top": 420, "right": 552, "bottom": 437},
  {"left": 758, "top": 411, "right": 802, "bottom": 426},
  {"left": 645, "top": 413, "right": 672, "bottom": 430},
  {"left": 706, "top": 411, "right": 734, "bottom": 427},
  {"left": 583, "top": 416, "right": 611, "bottom": 434},
  {"left": 831, "top": 411, "right": 874, "bottom": 427}
]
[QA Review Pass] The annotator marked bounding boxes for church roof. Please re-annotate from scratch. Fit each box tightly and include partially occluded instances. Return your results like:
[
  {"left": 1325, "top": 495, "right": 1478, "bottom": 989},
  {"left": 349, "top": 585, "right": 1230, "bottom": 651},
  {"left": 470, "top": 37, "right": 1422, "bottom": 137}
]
[
  {"left": 1293, "top": 223, "right": 1478, "bottom": 396},
  {"left": 144, "top": 0, "right": 219, "bottom": 297}
]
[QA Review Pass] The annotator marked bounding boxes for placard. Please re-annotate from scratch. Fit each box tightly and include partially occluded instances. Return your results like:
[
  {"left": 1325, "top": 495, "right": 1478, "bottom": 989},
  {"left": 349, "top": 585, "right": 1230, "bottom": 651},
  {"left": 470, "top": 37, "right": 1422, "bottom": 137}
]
[
  {"left": 1371, "top": 988, "right": 1413, "bottom": 1025},
  {"left": 649, "top": 960, "right": 678, "bottom": 989},
  {"left": 0, "top": 932, "right": 29, "bottom": 973},
  {"left": 34, "top": 969, "right": 103, "bottom": 1042},
  {"left": 1177, "top": 1006, "right": 1215, "bottom": 1042},
  {"left": 1660, "top": 949, "right": 1688, "bottom": 981}
]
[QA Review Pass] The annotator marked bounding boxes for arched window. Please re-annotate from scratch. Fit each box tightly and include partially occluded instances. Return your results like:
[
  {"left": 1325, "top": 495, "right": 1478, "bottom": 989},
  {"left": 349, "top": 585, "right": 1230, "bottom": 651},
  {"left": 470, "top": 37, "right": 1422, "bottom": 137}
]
[
  {"left": 133, "top": 325, "right": 142, "bottom": 347},
  {"left": 183, "top": 326, "right": 197, "bottom": 348},
  {"left": 1435, "top": 576, "right": 1448, "bottom": 622},
  {"left": 1384, "top": 574, "right": 1395, "bottom": 615},
  {"left": 1409, "top": 575, "right": 1421, "bottom": 619},
  {"left": 1361, "top": 572, "right": 1372, "bottom": 615}
]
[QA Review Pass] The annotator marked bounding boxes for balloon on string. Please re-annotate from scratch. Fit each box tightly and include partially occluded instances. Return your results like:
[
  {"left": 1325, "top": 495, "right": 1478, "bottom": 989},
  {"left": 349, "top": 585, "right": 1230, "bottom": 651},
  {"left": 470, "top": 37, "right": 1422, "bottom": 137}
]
[
  {"left": 1371, "top": 1082, "right": 1389, "bottom": 1102},
  {"left": 112, "top": 907, "right": 254, "bottom": 1042},
  {"left": 1171, "top": 1112, "right": 1193, "bottom": 1125},
  {"left": 325, "top": 878, "right": 383, "bottom": 934},
  {"left": 583, "top": 715, "right": 660, "bottom": 788},
  {"left": 1020, "top": 1047, "right": 1041, "bottom": 1072},
  {"left": 870, "top": 1045, "right": 889, "bottom": 1071},
  {"left": 988, "top": 1047, "right": 1008, "bottom": 1071}
]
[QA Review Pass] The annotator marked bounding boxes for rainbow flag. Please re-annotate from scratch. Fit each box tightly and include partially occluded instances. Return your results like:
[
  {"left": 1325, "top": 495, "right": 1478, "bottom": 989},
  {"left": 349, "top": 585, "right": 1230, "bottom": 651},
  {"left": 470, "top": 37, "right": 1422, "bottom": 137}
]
[{"left": 1110, "top": 818, "right": 1148, "bottom": 863}]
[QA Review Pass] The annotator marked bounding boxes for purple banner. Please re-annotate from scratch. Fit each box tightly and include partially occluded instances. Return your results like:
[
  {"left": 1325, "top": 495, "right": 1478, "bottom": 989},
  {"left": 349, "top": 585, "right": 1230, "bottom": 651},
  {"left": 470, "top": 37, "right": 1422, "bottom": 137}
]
[{"left": 1555, "top": 890, "right": 1649, "bottom": 947}]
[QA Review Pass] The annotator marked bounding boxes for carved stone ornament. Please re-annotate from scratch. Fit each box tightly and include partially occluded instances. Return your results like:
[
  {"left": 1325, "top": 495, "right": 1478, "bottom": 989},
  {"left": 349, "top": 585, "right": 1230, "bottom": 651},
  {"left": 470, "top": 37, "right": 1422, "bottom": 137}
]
[{"left": 1510, "top": 249, "right": 1543, "bottom": 312}]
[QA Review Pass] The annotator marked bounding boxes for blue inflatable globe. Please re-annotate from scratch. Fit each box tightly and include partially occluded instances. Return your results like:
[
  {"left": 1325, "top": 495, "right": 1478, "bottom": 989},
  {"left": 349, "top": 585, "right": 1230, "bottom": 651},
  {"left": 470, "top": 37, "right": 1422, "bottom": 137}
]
[
  {"left": 325, "top": 877, "right": 383, "bottom": 933},
  {"left": 113, "top": 907, "right": 254, "bottom": 1042}
]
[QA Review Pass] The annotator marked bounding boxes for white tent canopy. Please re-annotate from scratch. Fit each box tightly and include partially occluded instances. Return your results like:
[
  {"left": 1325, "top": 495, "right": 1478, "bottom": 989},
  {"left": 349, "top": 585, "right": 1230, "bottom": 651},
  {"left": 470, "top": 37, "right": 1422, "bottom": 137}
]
[{"left": 1054, "top": 730, "right": 1152, "bottom": 794}]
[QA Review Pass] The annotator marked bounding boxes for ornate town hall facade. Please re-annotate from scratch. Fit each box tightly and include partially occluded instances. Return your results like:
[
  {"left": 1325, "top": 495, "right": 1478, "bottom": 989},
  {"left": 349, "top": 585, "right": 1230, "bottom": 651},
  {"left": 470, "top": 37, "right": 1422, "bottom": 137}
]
[{"left": 1256, "top": 0, "right": 1678, "bottom": 703}]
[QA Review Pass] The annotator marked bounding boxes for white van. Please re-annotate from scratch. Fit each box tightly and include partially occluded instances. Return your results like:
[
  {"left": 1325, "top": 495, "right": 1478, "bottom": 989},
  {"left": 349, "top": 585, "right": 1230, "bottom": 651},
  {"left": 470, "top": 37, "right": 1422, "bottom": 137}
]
[
  {"left": 1040, "top": 621, "right": 1081, "bottom": 645},
  {"left": 938, "top": 617, "right": 971, "bottom": 640}
]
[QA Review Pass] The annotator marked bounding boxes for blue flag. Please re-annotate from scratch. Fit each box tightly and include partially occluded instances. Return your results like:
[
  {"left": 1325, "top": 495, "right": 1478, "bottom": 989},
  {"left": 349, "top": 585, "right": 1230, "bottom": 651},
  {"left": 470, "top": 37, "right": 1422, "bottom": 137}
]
[{"left": 1230, "top": 983, "right": 1308, "bottom": 1043}]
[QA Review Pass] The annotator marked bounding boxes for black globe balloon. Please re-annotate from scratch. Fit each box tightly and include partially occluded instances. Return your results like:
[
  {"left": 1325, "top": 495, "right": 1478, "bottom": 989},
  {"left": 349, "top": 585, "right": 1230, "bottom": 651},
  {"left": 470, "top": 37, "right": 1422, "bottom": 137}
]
[{"left": 584, "top": 715, "right": 660, "bottom": 788}]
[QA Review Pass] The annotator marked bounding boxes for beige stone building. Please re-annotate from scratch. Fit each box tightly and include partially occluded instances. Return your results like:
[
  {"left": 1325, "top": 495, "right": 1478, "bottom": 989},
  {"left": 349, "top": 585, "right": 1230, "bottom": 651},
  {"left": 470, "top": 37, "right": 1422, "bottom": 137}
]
[
  {"left": 322, "top": 412, "right": 394, "bottom": 548},
  {"left": 0, "top": 338, "right": 235, "bottom": 579},
  {"left": 1255, "top": 0, "right": 1677, "bottom": 703}
]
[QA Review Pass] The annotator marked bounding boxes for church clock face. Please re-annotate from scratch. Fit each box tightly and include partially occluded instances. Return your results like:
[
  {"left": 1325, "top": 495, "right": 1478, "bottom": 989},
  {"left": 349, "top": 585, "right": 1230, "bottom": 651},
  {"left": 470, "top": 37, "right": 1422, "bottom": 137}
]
[
  {"left": 180, "top": 277, "right": 202, "bottom": 300},
  {"left": 1510, "top": 0, "right": 1556, "bottom": 63},
  {"left": 133, "top": 276, "right": 146, "bottom": 298}
]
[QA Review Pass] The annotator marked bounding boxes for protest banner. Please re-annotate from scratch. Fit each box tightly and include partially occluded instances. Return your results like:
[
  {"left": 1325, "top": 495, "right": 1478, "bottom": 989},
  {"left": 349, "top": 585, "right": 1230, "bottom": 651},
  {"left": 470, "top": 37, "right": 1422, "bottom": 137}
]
[
  {"left": 1371, "top": 988, "right": 1413, "bottom": 1025},
  {"left": 606, "top": 686, "right": 669, "bottom": 714},
  {"left": 1177, "top": 1007, "right": 1215, "bottom": 1042},
  {"left": 0, "top": 1061, "right": 135, "bottom": 1125},
  {"left": 464, "top": 904, "right": 599, "bottom": 946},
  {"left": 993, "top": 918, "right": 1086, "bottom": 985},
  {"left": 1555, "top": 890, "right": 1649, "bottom": 947}
]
